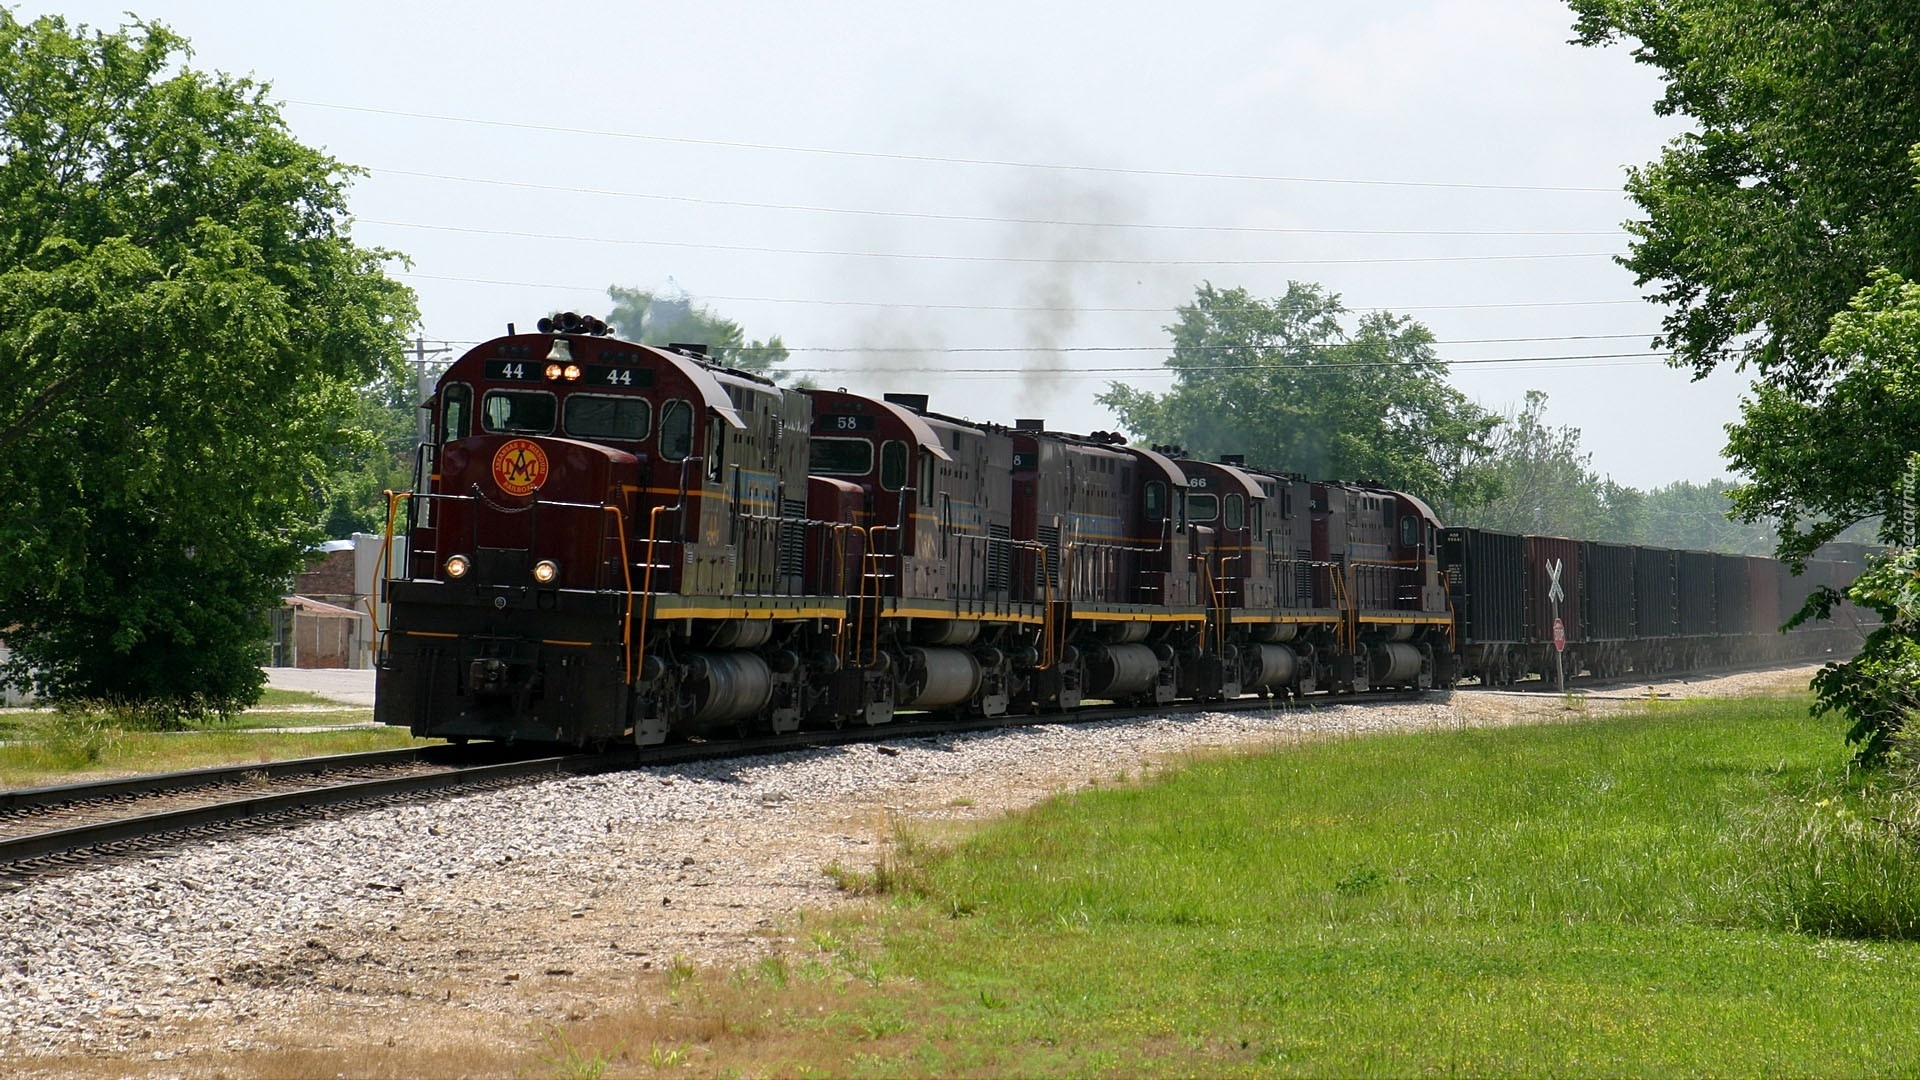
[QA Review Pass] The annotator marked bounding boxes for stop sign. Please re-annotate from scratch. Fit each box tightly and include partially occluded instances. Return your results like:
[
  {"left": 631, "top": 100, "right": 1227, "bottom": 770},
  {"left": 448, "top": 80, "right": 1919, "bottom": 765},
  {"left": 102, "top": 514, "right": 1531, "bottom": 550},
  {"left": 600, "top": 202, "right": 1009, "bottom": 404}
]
[{"left": 1552, "top": 617, "right": 1566, "bottom": 652}]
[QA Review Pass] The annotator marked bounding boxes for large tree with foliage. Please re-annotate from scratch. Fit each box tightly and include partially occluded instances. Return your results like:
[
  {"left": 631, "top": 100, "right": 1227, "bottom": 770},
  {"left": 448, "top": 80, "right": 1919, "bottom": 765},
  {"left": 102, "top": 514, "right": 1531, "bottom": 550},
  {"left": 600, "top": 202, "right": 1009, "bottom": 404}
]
[
  {"left": 1572, "top": 0, "right": 1920, "bottom": 761},
  {"left": 1569, "top": 0, "right": 1920, "bottom": 560},
  {"left": 1457, "top": 391, "right": 1612, "bottom": 538},
  {"left": 1448, "top": 390, "right": 1782, "bottom": 551},
  {"left": 1099, "top": 282, "right": 1500, "bottom": 509},
  {"left": 605, "top": 282, "right": 796, "bottom": 382},
  {"left": 0, "top": 14, "right": 416, "bottom": 713}
]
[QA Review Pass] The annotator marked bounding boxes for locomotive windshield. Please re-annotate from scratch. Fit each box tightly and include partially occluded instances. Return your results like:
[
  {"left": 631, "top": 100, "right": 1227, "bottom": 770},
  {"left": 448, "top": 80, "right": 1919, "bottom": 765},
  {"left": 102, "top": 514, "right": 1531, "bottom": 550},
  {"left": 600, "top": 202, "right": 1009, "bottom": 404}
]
[
  {"left": 564, "top": 395, "right": 650, "bottom": 441},
  {"left": 811, "top": 437, "right": 873, "bottom": 476},
  {"left": 481, "top": 389, "right": 556, "bottom": 434},
  {"left": 1187, "top": 493, "right": 1219, "bottom": 523}
]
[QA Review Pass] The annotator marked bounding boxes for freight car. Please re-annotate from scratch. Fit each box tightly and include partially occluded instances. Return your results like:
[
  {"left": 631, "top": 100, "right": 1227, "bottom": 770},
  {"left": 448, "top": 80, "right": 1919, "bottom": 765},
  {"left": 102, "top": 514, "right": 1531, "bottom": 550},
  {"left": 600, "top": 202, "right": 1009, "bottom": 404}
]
[
  {"left": 1443, "top": 527, "right": 1868, "bottom": 687},
  {"left": 372, "top": 316, "right": 1864, "bottom": 746}
]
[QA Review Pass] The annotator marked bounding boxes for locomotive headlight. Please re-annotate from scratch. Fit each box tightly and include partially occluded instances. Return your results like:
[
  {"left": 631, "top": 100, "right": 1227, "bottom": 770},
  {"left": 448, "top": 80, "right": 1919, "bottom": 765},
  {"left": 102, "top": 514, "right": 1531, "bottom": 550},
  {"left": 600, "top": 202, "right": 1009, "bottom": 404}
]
[
  {"left": 544, "top": 362, "right": 563, "bottom": 380},
  {"left": 563, "top": 363, "right": 581, "bottom": 381},
  {"left": 445, "top": 554, "right": 471, "bottom": 579},
  {"left": 532, "top": 559, "right": 559, "bottom": 584}
]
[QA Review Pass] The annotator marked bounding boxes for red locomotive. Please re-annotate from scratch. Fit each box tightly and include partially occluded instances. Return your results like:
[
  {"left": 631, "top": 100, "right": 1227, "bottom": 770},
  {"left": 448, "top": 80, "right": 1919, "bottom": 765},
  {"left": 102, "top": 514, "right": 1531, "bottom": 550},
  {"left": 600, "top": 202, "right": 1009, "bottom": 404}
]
[
  {"left": 373, "top": 315, "right": 1860, "bottom": 747},
  {"left": 373, "top": 316, "right": 1455, "bottom": 746}
]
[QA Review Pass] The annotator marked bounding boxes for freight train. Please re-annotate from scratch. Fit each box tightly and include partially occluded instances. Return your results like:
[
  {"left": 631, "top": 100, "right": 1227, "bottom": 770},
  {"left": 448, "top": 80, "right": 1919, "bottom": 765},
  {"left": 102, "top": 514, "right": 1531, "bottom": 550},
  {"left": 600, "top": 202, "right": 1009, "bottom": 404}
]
[{"left": 371, "top": 316, "right": 1869, "bottom": 747}]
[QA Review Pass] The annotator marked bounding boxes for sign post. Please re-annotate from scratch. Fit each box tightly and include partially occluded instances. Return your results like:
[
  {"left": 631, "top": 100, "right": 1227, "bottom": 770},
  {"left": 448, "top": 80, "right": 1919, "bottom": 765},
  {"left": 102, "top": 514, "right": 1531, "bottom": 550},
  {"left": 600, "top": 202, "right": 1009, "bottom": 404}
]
[{"left": 1547, "top": 558, "right": 1567, "bottom": 694}]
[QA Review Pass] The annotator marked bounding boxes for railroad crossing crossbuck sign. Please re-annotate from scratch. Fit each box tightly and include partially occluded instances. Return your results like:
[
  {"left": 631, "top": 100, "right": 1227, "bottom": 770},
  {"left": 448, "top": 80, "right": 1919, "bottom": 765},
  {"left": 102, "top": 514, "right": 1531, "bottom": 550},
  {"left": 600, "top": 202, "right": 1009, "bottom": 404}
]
[{"left": 1547, "top": 558, "right": 1567, "bottom": 657}]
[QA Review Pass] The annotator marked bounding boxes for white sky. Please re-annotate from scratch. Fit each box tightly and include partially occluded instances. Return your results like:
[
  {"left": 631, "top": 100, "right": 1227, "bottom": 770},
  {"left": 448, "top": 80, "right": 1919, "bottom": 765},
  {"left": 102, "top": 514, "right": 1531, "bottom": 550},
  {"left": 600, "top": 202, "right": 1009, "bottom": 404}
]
[{"left": 21, "top": 0, "right": 1745, "bottom": 489}]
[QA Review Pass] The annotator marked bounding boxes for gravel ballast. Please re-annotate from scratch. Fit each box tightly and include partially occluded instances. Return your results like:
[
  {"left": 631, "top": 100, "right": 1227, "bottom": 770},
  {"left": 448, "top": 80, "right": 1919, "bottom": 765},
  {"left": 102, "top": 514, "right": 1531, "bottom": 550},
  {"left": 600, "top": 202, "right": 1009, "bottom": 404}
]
[{"left": 0, "top": 667, "right": 1819, "bottom": 1068}]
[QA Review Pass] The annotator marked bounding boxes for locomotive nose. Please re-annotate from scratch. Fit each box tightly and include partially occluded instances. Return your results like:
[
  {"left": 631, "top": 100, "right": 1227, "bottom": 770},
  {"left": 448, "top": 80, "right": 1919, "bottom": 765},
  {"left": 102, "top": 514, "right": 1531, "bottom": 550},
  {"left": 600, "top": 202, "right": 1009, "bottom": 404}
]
[{"left": 468, "top": 657, "right": 511, "bottom": 694}]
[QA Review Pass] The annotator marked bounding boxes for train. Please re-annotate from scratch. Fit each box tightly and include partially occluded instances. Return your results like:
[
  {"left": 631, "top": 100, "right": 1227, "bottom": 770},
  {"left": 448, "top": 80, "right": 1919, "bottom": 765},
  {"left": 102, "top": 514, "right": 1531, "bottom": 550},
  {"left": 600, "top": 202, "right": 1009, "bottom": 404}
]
[{"left": 370, "top": 315, "right": 1870, "bottom": 747}]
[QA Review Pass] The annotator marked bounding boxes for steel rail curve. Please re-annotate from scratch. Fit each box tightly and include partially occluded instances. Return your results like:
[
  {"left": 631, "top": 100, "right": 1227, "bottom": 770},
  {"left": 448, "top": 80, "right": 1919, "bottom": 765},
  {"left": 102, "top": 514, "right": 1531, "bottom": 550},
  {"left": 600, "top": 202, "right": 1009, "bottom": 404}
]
[
  {"left": 0, "top": 748, "right": 621, "bottom": 883},
  {"left": 0, "top": 657, "right": 1809, "bottom": 886}
]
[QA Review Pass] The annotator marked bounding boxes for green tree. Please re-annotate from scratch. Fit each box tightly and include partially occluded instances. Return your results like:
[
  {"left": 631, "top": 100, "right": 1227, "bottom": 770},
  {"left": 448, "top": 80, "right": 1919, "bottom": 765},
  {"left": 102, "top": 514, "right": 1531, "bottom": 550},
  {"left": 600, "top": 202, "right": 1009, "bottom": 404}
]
[
  {"left": 1455, "top": 390, "right": 1611, "bottom": 538},
  {"left": 320, "top": 363, "right": 423, "bottom": 538},
  {"left": 0, "top": 14, "right": 415, "bottom": 713},
  {"left": 1724, "top": 271, "right": 1920, "bottom": 556},
  {"left": 1811, "top": 546, "right": 1920, "bottom": 764},
  {"left": 605, "top": 282, "right": 797, "bottom": 382},
  {"left": 1569, "top": 0, "right": 1920, "bottom": 560},
  {"left": 1597, "top": 478, "right": 1647, "bottom": 545},
  {"left": 1098, "top": 282, "right": 1500, "bottom": 509},
  {"left": 1638, "top": 479, "right": 1779, "bottom": 554}
]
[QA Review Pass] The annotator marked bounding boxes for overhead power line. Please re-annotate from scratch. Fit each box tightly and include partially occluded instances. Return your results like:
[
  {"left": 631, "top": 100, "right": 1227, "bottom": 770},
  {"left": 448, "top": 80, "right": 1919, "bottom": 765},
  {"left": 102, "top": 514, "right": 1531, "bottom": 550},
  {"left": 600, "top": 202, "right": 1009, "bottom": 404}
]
[
  {"left": 414, "top": 330, "right": 1672, "bottom": 371},
  {"left": 754, "top": 336, "right": 1660, "bottom": 355},
  {"left": 362, "top": 219, "right": 1615, "bottom": 267},
  {"left": 839, "top": 358, "right": 1679, "bottom": 381},
  {"left": 365, "top": 166, "right": 1628, "bottom": 239},
  {"left": 291, "top": 99, "right": 1621, "bottom": 194},
  {"left": 395, "top": 271, "right": 1650, "bottom": 315},
  {"left": 781, "top": 350, "right": 1672, "bottom": 371},
  {"left": 423, "top": 332, "right": 1658, "bottom": 352}
]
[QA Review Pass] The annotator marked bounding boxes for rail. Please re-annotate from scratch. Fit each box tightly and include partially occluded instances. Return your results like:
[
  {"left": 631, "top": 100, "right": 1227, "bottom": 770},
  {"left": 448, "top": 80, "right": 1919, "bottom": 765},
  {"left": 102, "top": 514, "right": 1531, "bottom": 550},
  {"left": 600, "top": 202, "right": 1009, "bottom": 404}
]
[{"left": 0, "top": 746, "right": 609, "bottom": 873}]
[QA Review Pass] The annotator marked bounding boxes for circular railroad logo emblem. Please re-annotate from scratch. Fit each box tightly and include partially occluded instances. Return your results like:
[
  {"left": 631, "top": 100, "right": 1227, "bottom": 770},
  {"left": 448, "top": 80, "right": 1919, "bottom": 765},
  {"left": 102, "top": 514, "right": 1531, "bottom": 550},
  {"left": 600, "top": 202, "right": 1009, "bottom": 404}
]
[{"left": 491, "top": 439, "right": 549, "bottom": 496}]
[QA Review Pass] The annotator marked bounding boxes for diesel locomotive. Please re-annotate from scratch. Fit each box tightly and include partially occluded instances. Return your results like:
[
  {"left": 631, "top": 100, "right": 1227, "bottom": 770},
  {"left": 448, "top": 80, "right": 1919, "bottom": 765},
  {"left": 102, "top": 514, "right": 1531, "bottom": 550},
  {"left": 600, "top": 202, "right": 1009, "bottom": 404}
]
[{"left": 371, "top": 315, "right": 1864, "bottom": 748}]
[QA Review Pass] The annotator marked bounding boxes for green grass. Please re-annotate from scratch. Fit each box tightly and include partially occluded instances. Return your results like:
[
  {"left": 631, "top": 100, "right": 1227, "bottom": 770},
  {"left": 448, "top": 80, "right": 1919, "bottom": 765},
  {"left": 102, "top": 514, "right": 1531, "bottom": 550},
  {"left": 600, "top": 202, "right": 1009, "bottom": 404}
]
[
  {"left": 639, "top": 696, "right": 1920, "bottom": 1076},
  {"left": 217, "top": 707, "right": 376, "bottom": 731},
  {"left": 0, "top": 699, "right": 422, "bottom": 789},
  {"left": 252, "top": 687, "right": 342, "bottom": 708}
]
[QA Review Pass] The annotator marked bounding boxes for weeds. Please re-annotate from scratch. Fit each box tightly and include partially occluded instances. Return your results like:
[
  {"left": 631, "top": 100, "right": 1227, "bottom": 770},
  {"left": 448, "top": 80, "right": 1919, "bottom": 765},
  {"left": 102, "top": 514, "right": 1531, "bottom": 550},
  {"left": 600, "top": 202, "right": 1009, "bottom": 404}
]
[
  {"left": 667, "top": 955, "right": 696, "bottom": 989},
  {"left": 821, "top": 814, "right": 934, "bottom": 897},
  {"left": 754, "top": 953, "right": 790, "bottom": 989},
  {"left": 1741, "top": 766, "right": 1920, "bottom": 939},
  {"left": 535, "top": 1026, "right": 623, "bottom": 1080},
  {"left": 644, "top": 1040, "right": 688, "bottom": 1069},
  {"left": 38, "top": 707, "right": 121, "bottom": 768}
]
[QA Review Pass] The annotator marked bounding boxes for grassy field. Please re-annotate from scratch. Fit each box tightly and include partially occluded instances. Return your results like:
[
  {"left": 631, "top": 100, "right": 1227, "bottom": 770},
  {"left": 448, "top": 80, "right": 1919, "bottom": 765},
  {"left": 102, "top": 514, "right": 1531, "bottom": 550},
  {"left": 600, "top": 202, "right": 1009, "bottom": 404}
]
[
  {"left": 0, "top": 692, "right": 424, "bottom": 788},
  {"left": 578, "top": 695, "right": 1920, "bottom": 1077}
]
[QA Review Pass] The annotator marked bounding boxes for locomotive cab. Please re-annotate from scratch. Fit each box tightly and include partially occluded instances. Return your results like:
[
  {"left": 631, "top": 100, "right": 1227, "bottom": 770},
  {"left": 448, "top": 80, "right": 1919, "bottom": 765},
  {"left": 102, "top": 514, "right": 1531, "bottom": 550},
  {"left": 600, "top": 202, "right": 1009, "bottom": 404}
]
[{"left": 377, "top": 321, "right": 839, "bottom": 747}]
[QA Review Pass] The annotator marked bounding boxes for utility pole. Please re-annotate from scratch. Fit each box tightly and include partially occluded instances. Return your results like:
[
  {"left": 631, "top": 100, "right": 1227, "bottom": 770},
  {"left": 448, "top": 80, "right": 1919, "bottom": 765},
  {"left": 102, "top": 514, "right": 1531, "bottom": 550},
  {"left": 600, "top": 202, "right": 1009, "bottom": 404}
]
[{"left": 409, "top": 336, "right": 451, "bottom": 444}]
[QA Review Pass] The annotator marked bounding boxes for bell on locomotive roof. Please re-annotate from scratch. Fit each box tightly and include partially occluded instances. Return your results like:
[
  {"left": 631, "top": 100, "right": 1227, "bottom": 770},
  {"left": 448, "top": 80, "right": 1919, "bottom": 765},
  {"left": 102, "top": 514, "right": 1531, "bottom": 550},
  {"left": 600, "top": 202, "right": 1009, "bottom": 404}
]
[{"left": 546, "top": 338, "right": 573, "bottom": 363}]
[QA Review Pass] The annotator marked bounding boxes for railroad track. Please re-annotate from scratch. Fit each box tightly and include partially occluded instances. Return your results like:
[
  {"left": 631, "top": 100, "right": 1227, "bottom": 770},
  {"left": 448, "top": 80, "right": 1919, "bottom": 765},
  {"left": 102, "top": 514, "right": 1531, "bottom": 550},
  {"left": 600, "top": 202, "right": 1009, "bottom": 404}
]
[
  {"left": 0, "top": 745, "right": 628, "bottom": 885},
  {"left": 14, "top": 668, "right": 1785, "bottom": 886},
  {"left": 0, "top": 689, "right": 1382, "bottom": 885}
]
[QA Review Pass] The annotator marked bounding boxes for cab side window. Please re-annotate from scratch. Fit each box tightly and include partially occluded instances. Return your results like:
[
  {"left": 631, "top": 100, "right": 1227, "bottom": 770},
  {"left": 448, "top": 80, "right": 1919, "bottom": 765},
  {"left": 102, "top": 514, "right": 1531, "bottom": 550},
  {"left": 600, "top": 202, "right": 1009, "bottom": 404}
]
[
  {"left": 880, "top": 441, "right": 908, "bottom": 490},
  {"left": 660, "top": 400, "right": 693, "bottom": 461},
  {"left": 1144, "top": 480, "right": 1166, "bottom": 520},
  {"left": 440, "top": 383, "right": 471, "bottom": 444}
]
